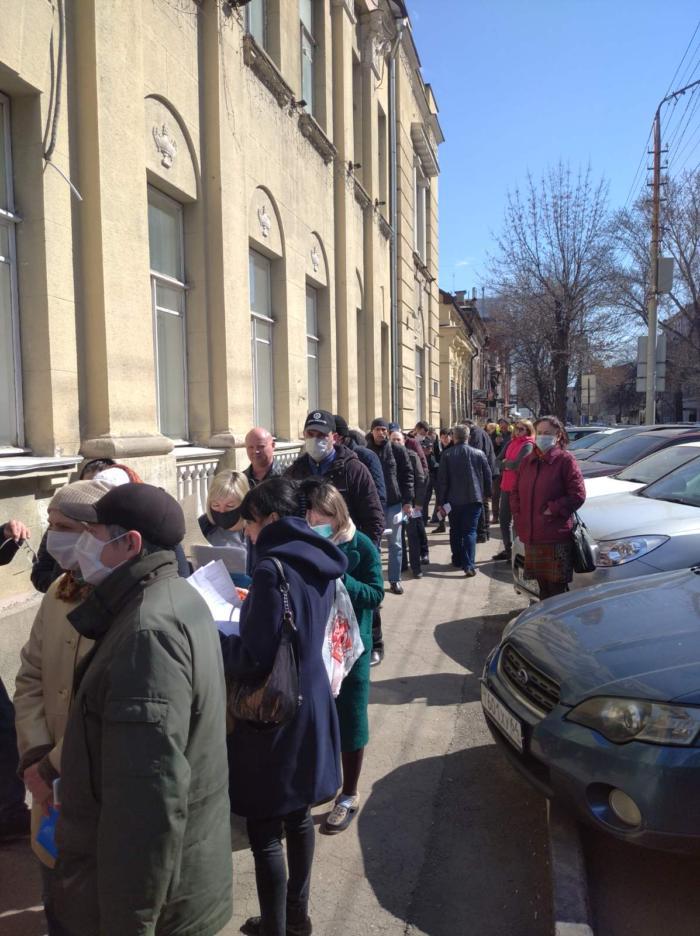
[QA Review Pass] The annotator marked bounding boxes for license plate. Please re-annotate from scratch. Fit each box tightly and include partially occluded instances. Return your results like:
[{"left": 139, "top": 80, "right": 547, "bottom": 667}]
[{"left": 481, "top": 683, "right": 523, "bottom": 752}]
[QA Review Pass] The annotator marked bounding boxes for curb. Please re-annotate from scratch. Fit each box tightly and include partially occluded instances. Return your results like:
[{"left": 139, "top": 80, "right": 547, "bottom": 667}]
[{"left": 547, "top": 800, "right": 594, "bottom": 936}]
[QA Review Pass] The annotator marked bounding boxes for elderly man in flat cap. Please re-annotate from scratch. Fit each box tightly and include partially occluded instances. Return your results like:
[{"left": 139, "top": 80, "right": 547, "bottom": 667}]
[{"left": 50, "top": 484, "right": 232, "bottom": 936}]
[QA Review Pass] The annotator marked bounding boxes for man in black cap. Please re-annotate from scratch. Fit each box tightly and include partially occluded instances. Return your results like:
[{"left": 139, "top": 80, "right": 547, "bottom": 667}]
[
  {"left": 286, "top": 410, "right": 384, "bottom": 544},
  {"left": 51, "top": 484, "right": 232, "bottom": 936}
]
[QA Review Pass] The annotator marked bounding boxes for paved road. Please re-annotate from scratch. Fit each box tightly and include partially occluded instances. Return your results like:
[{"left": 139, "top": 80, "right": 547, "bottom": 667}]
[{"left": 0, "top": 527, "right": 553, "bottom": 936}]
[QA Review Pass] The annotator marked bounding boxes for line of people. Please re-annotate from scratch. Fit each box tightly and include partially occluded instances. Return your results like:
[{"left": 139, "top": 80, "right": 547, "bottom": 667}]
[{"left": 0, "top": 408, "right": 585, "bottom": 936}]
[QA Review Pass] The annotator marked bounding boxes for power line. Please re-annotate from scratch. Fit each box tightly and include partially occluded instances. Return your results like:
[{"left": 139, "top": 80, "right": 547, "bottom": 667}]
[
  {"left": 664, "top": 17, "right": 700, "bottom": 97},
  {"left": 668, "top": 91, "right": 700, "bottom": 168},
  {"left": 666, "top": 84, "right": 700, "bottom": 156}
]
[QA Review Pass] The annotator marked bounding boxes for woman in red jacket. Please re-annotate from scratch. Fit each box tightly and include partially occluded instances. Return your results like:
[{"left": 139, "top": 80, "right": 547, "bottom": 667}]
[{"left": 510, "top": 415, "right": 586, "bottom": 600}]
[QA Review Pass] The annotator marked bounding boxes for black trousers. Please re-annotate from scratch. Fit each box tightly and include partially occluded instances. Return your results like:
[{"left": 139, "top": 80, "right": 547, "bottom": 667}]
[
  {"left": 246, "top": 807, "right": 314, "bottom": 936},
  {"left": 0, "top": 677, "right": 26, "bottom": 821}
]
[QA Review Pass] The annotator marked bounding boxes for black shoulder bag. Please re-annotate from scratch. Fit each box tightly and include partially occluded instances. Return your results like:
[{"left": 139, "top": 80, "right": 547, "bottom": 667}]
[
  {"left": 228, "top": 558, "right": 302, "bottom": 730},
  {"left": 571, "top": 511, "right": 597, "bottom": 574}
]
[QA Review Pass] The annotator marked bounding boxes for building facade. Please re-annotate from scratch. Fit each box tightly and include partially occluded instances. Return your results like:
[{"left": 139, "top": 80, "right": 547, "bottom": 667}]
[{"left": 0, "top": 0, "right": 441, "bottom": 603}]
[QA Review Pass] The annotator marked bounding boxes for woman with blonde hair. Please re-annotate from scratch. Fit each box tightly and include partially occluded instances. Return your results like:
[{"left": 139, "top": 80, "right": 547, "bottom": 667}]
[
  {"left": 301, "top": 477, "right": 384, "bottom": 834},
  {"left": 199, "top": 469, "right": 250, "bottom": 549}
]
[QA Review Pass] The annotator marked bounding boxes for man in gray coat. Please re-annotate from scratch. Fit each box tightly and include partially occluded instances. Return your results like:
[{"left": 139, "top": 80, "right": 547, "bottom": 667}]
[
  {"left": 437, "top": 425, "right": 492, "bottom": 577},
  {"left": 52, "top": 484, "right": 232, "bottom": 936}
]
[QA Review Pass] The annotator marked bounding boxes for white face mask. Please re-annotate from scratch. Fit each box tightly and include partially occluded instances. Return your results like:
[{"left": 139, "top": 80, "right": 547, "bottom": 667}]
[
  {"left": 74, "top": 530, "right": 128, "bottom": 586},
  {"left": 46, "top": 531, "right": 82, "bottom": 571},
  {"left": 305, "top": 435, "right": 332, "bottom": 463},
  {"left": 536, "top": 435, "right": 556, "bottom": 452}
]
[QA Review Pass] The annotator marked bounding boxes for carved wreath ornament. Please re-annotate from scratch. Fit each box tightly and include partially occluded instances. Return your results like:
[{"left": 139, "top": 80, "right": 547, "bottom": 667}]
[
  {"left": 257, "top": 205, "right": 272, "bottom": 239},
  {"left": 152, "top": 124, "right": 177, "bottom": 169}
]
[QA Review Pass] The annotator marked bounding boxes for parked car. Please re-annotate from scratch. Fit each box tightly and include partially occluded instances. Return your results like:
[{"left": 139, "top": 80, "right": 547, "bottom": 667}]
[
  {"left": 513, "top": 448, "right": 700, "bottom": 600},
  {"left": 566, "top": 426, "right": 609, "bottom": 443},
  {"left": 585, "top": 441, "right": 700, "bottom": 499},
  {"left": 482, "top": 566, "right": 700, "bottom": 852},
  {"left": 578, "top": 427, "right": 700, "bottom": 479},
  {"left": 572, "top": 426, "right": 643, "bottom": 460}
]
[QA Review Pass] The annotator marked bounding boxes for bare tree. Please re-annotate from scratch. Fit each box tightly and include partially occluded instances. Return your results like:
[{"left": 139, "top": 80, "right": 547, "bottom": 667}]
[
  {"left": 611, "top": 169, "right": 700, "bottom": 414},
  {"left": 488, "top": 164, "right": 619, "bottom": 418}
]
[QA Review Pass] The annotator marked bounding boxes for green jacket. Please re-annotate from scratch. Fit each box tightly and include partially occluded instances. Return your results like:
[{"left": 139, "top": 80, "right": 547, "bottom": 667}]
[{"left": 52, "top": 552, "right": 232, "bottom": 936}]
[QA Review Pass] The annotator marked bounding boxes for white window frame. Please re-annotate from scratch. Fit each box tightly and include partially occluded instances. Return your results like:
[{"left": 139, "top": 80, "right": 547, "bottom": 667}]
[
  {"left": 250, "top": 249, "right": 275, "bottom": 433},
  {"left": 415, "top": 345, "right": 425, "bottom": 421},
  {"left": 245, "top": 0, "right": 267, "bottom": 49},
  {"left": 0, "top": 92, "right": 24, "bottom": 449},
  {"left": 300, "top": 0, "right": 316, "bottom": 115},
  {"left": 306, "top": 284, "right": 320, "bottom": 411},
  {"left": 148, "top": 186, "right": 189, "bottom": 443},
  {"left": 414, "top": 158, "right": 428, "bottom": 260}
]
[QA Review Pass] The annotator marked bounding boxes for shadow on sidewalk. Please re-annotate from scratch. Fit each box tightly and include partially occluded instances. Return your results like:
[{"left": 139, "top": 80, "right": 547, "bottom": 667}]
[
  {"left": 357, "top": 744, "right": 551, "bottom": 936},
  {"left": 0, "top": 838, "right": 45, "bottom": 935}
]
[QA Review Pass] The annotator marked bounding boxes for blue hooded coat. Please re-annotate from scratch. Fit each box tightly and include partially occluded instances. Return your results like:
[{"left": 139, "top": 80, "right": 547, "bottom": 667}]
[{"left": 220, "top": 516, "right": 347, "bottom": 818}]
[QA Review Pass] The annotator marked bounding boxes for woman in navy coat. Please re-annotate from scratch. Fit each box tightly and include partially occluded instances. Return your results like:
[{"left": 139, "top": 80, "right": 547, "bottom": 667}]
[{"left": 220, "top": 477, "right": 347, "bottom": 936}]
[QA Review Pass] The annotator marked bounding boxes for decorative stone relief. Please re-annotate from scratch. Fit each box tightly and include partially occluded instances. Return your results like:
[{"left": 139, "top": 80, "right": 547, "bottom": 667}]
[
  {"left": 258, "top": 205, "right": 272, "bottom": 239},
  {"left": 310, "top": 245, "right": 320, "bottom": 273},
  {"left": 152, "top": 124, "right": 177, "bottom": 169}
]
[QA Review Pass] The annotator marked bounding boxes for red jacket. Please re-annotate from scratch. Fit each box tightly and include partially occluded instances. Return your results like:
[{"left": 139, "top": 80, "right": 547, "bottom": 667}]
[{"left": 510, "top": 446, "right": 585, "bottom": 545}]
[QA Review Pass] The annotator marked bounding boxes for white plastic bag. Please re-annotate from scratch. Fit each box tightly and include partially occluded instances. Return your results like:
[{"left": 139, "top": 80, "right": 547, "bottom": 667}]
[{"left": 322, "top": 578, "right": 363, "bottom": 697}]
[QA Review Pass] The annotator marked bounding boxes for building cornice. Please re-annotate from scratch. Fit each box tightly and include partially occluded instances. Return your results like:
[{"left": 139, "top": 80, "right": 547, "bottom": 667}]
[
  {"left": 242, "top": 34, "right": 294, "bottom": 108},
  {"left": 298, "top": 113, "right": 337, "bottom": 164}
]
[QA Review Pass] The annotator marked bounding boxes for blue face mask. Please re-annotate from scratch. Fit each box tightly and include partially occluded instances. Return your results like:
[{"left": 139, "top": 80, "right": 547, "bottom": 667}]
[{"left": 311, "top": 523, "right": 334, "bottom": 539}]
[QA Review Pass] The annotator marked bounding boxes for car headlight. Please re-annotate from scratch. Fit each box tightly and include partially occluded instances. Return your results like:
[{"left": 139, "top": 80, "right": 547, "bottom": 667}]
[
  {"left": 595, "top": 535, "right": 668, "bottom": 567},
  {"left": 567, "top": 696, "right": 700, "bottom": 745}
]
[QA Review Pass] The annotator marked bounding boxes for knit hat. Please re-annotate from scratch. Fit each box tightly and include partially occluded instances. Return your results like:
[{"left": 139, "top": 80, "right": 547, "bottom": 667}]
[
  {"left": 333, "top": 415, "right": 349, "bottom": 439},
  {"left": 50, "top": 480, "right": 115, "bottom": 520},
  {"left": 93, "top": 467, "right": 131, "bottom": 487},
  {"left": 94, "top": 483, "right": 185, "bottom": 548},
  {"left": 370, "top": 418, "right": 389, "bottom": 430}
]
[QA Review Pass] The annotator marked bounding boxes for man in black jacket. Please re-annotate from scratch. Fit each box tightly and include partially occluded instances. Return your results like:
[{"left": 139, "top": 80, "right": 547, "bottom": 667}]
[
  {"left": 0, "top": 519, "right": 32, "bottom": 841},
  {"left": 464, "top": 419, "right": 497, "bottom": 543},
  {"left": 286, "top": 411, "right": 384, "bottom": 545},
  {"left": 366, "top": 418, "right": 414, "bottom": 594},
  {"left": 437, "top": 425, "right": 492, "bottom": 576}
]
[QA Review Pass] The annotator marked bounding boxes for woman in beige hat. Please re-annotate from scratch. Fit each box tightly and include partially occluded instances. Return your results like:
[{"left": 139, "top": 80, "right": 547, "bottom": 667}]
[{"left": 13, "top": 479, "right": 111, "bottom": 935}]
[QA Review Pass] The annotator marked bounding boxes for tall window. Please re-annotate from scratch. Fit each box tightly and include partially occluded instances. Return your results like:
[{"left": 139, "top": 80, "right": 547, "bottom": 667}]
[
  {"left": 148, "top": 187, "right": 188, "bottom": 441},
  {"left": 306, "top": 285, "right": 320, "bottom": 411},
  {"left": 300, "top": 0, "right": 316, "bottom": 115},
  {"left": 415, "top": 346, "right": 425, "bottom": 421},
  {"left": 378, "top": 105, "right": 388, "bottom": 209},
  {"left": 414, "top": 160, "right": 428, "bottom": 260},
  {"left": 0, "top": 94, "right": 22, "bottom": 447},
  {"left": 250, "top": 250, "right": 275, "bottom": 432},
  {"left": 246, "top": 0, "right": 266, "bottom": 48}
]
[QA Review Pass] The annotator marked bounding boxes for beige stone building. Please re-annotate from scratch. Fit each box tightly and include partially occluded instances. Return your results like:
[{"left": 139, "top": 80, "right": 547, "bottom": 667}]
[{"left": 0, "top": 0, "right": 441, "bottom": 603}]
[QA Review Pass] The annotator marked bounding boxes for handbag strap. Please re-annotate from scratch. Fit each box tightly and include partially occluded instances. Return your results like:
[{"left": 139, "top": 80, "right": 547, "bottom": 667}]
[{"left": 269, "top": 558, "right": 297, "bottom": 632}]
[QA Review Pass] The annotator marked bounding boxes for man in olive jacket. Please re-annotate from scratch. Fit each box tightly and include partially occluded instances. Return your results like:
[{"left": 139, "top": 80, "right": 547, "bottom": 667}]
[{"left": 51, "top": 484, "right": 232, "bottom": 936}]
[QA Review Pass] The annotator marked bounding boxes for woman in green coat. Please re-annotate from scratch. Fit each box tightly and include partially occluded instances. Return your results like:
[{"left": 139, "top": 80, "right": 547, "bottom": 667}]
[{"left": 302, "top": 479, "right": 384, "bottom": 833}]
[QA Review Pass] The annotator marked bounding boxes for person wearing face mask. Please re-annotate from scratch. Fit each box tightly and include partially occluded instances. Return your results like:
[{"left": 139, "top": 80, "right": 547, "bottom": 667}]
[
  {"left": 220, "top": 476, "right": 347, "bottom": 936},
  {"left": 198, "top": 469, "right": 250, "bottom": 549},
  {"left": 13, "top": 480, "right": 111, "bottom": 933},
  {"left": 510, "top": 415, "right": 586, "bottom": 600},
  {"left": 46, "top": 483, "right": 232, "bottom": 936},
  {"left": 301, "top": 478, "right": 383, "bottom": 835},
  {"left": 286, "top": 410, "right": 384, "bottom": 546}
]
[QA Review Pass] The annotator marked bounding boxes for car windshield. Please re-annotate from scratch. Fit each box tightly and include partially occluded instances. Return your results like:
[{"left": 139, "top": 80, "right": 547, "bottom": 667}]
[
  {"left": 641, "top": 458, "right": 700, "bottom": 507},
  {"left": 594, "top": 432, "right": 680, "bottom": 467},
  {"left": 569, "top": 431, "right": 610, "bottom": 450},
  {"left": 617, "top": 446, "right": 700, "bottom": 484}
]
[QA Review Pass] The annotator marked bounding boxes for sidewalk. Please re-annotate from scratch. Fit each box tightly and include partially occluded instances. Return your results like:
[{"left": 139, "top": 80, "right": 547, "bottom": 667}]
[{"left": 0, "top": 526, "right": 552, "bottom": 936}]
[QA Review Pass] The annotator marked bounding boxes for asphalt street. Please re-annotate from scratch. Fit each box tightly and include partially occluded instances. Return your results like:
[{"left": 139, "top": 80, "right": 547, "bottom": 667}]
[{"left": 0, "top": 526, "right": 553, "bottom": 935}]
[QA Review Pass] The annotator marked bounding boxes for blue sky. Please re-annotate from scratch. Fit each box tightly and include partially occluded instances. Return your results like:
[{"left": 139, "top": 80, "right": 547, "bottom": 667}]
[{"left": 408, "top": 0, "right": 700, "bottom": 291}]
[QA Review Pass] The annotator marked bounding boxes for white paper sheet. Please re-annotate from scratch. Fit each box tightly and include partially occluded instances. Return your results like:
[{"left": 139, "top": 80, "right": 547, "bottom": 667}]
[{"left": 186, "top": 560, "right": 242, "bottom": 636}]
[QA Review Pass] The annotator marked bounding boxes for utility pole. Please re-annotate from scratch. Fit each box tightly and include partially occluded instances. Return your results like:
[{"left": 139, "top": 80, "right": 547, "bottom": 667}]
[
  {"left": 644, "top": 110, "right": 661, "bottom": 425},
  {"left": 644, "top": 77, "right": 700, "bottom": 425}
]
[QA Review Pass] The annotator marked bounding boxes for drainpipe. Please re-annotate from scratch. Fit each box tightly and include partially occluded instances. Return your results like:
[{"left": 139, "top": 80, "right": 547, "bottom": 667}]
[{"left": 388, "top": 17, "right": 406, "bottom": 424}]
